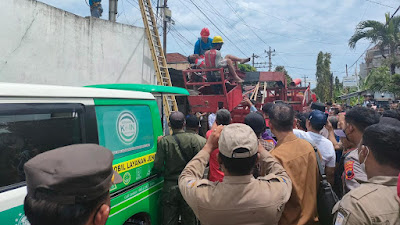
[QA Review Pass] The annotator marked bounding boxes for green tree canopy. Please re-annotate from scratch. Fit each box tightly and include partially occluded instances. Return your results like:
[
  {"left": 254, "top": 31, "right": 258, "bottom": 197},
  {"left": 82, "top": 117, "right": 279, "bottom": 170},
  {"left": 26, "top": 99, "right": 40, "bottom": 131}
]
[
  {"left": 349, "top": 13, "right": 400, "bottom": 75},
  {"left": 238, "top": 64, "right": 257, "bottom": 72},
  {"left": 315, "top": 52, "right": 332, "bottom": 102},
  {"left": 274, "top": 66, "right": 293, "bottom": 84},
  {"left": 364, "top": 65, "right": 400, "bottom": 96}
]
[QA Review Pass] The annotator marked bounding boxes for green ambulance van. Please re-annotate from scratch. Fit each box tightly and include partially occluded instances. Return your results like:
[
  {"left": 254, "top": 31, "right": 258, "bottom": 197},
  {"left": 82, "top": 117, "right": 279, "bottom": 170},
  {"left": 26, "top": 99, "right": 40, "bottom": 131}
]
[{"left": 0, "top": 82, "right": 188, "bottom": 225}]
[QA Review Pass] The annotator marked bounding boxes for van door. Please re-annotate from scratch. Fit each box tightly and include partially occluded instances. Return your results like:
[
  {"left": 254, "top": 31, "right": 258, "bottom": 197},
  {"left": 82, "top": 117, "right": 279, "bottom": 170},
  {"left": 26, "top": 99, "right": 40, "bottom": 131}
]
[{"left": 0, "top": 103, "right": 95, "bottom": 224}]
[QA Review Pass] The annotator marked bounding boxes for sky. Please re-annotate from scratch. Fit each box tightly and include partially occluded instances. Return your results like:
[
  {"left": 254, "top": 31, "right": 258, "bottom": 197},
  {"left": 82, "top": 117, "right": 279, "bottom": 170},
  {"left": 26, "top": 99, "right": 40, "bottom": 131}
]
[{"left": 39, "top": 0, "right": 400, "bottom": 85}]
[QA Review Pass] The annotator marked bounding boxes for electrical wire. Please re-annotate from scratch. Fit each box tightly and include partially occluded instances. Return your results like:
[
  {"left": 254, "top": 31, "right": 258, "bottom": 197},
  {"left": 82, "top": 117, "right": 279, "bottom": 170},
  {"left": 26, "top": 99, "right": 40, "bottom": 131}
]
[
  {"left": 187, "top": 0, "right": 247, "bottom": 56},
  {"left": 364, "top": 0, "right": 396, "bottom": 9}
]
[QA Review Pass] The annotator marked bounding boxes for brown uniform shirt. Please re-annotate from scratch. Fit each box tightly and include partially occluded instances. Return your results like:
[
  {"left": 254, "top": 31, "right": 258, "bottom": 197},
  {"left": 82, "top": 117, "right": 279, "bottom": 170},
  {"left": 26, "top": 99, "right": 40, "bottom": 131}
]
[
  {"left": 333, "top": 176, "right": 399, "bottom": 225},
  {"left": 179, "top": 150, "right": 292, "bottom": 225},
  {"left": 270, "top": 132, "right": 319, "bottom": 225}
]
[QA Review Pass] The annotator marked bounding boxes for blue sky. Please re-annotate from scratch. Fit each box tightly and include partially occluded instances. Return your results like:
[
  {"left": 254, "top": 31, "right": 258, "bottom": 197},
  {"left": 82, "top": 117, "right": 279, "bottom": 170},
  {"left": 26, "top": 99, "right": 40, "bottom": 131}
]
[{"left": 39, "top": 0, "right": 399, "bottom": 85}]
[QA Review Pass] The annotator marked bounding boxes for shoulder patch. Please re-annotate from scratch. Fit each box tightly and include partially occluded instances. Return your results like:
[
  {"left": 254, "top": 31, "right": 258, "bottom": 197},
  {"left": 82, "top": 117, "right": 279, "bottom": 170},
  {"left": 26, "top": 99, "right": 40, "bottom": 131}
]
[
  {"left": 349, "top": 185, "right": 378, "bottom": 200},
  {"left": 344, "top": 160, "right": 355, "bottom": 180},
  {"left": 334, "top": 208, "right": 350, "bottom": 225}
]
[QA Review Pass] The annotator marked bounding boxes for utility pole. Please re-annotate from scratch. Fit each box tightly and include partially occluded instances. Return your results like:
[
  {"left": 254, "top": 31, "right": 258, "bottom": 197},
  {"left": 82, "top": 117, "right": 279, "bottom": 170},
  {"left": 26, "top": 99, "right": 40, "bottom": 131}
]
[
  {"left": 109, "top": 0, "right": 118, "bottom": 22},
  {"left": 265, "top": 47, "right": 275, "bottom": 71},
  {"left": 162, "top": 0, "right": 168, "bottom": 57},
  {"left": 251, "top": 53, "right": 259, "bottom": 67},
  {"left": 330, "top": 72, "right": 333, "bottom": 101},
  {"left": 346, "top": 64, "right": 348, "bottom": 77},
  {"left": 302, "top": 75, "right": 309, "bottom": 87}
]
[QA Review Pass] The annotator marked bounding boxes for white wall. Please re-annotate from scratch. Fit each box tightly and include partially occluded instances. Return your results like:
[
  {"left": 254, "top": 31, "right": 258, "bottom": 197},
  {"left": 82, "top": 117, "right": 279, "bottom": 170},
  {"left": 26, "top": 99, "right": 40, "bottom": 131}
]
[{"left": 0, "top": 0, "right": 156, "bottom": 86}]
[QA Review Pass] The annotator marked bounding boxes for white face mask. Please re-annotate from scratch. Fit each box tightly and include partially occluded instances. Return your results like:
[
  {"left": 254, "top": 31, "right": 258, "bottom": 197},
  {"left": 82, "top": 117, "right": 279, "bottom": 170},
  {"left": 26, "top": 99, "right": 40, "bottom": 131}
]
[{"left": 358, "top": 146, "right": 370, "bottom": 172}]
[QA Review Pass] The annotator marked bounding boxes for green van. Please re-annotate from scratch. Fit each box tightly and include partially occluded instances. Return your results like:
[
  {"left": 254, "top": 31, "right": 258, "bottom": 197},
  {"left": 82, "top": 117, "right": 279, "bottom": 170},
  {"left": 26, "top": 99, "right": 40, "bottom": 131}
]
[{"left": 0, "top": 82, "right": 188, "bottom": 225}]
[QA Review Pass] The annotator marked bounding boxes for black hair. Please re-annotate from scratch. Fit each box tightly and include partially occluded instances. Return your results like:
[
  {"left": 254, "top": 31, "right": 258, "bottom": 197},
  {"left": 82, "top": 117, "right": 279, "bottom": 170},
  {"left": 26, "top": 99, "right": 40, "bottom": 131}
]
[
  {"left": 310, "top": 121, "right": 325, "bottom": 132},
  {"left": 219, "top": 148, "right": 258, "bottom": 176},
  {"left": 216, "top": 109, "right": 231, "bottom": 125},
  {"left": 24, "top": 191, "right": 109, "bottom": 225},
  {"left": 345, "top": 107, "right": 380, "bottom": 132},
  {"left": 262, "top": 103, "right": 274, "bottom": 115},
  {"left": 187, "top": 56, "right": 194, "bottom": 64},
  {"left": 269, "top": 103, "right": 294, "bottom": 132},
  {"left": 295, "top": 112, "right": 308, "bottom": 131},
  {"left": 328, "top": 116, "right": 338, "bottom": 129},
  {"left": 186, "top": 115, "right": 199, "bottom": 129},
  {"left": 382, "top": 110, "right": 400, "bottom": 121},
  {"left": 169, "top": 111, "right": 185, "bottom": 129},
  {"left": 362, "top": 123, "right": 400, "bottom": 170}
]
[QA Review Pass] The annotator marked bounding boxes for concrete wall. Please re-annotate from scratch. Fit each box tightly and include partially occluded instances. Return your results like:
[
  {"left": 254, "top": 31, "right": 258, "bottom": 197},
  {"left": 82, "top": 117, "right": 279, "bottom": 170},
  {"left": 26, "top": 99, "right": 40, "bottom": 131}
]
[{"left": 0, "top": 0, "right": 156, "bottom": 86}]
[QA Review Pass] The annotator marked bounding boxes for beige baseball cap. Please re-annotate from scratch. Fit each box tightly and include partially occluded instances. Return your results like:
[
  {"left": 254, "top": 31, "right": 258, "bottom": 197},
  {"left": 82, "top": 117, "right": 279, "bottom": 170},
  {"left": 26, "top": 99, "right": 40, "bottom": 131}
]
[{"left": 218, "top": 123, "right": 258, "bottom": 158}]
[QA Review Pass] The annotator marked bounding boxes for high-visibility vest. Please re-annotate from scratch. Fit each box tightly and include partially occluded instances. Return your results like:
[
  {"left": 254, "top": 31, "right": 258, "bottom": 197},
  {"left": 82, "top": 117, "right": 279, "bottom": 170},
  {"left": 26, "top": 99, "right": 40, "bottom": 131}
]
[
  {"left": 195, "top": 55, "right": 205, "bottom": 68},
  {"left": 204, "top": 49, "right": 217, "bottom": 68}
]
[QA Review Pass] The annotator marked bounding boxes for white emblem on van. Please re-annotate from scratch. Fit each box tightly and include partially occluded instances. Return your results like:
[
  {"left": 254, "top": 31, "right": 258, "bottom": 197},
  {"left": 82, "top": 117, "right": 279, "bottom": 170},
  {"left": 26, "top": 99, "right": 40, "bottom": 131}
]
[
  {"left": 117, "top": 111, "right": 138, "bottom": 145},
  {"left": 15, "top": 213, "right": 30, "bottom": 225}
]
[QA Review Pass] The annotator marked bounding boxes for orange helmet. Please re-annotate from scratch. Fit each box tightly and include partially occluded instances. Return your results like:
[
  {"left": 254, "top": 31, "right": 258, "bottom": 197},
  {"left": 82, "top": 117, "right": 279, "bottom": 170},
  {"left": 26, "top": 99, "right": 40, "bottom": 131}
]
[{"left": 200, "top": 28, "right": 210, "bottom": 37}]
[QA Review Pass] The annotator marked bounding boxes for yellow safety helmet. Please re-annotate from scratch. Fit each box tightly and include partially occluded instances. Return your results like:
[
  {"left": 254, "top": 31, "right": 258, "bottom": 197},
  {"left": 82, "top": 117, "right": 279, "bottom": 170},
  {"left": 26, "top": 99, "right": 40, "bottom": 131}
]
[{"left": 212, "top": 36, "right": 224, "bottom": 44}]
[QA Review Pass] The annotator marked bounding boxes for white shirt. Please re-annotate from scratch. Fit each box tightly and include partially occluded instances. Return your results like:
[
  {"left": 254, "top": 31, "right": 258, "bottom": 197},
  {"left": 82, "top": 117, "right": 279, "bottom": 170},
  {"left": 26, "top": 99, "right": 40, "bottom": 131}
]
[
  {"left": 208, "top": 113, "right": 216, "bottom": 128},
  {"left": 293, "top": 129, "right": 336, "bottom": 168}
]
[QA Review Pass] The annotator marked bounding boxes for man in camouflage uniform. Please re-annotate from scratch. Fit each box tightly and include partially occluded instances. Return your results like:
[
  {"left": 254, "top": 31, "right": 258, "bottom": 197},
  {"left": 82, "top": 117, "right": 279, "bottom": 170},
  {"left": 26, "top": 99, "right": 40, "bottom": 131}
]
[{"left": 153, "top": 111, "right": 203, "bottom": 225}]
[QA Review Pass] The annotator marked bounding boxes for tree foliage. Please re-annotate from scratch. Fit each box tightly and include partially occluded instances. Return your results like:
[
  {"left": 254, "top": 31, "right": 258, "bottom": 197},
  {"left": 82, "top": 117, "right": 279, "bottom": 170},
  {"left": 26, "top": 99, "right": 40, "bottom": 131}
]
[
  {"left": 315, "top": 52, "right": 332, "bottom": 102},
  {"left": 349, "top": 13, "right": 400, "bottom": 75},
  {"left": 238, "top": 64, "right": 257, "bottom": 72},
  {"left": 274, "top": 65, "right": 293, "bottom": 84},
  {"left": 364, "top": 65, "right": 400, "bottom": 96}
]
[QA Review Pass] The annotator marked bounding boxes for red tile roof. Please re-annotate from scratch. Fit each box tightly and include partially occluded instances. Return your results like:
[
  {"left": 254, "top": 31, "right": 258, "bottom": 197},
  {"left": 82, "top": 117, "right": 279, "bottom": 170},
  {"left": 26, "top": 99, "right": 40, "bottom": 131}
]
[
  {"left": 166, "top": 53, "right": 188, "bottom": 64},
  {"left": 259, "top": 72, "right": 286, "bottom": 84}
]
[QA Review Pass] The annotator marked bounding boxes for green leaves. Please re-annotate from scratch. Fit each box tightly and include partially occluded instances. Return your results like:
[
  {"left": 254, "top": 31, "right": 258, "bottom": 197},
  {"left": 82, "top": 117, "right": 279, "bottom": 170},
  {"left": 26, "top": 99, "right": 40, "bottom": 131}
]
[
  {"left": 315, "top": 51, "right": 332, "bottom": 102},
  {"left": 238, "top": 64, "right": 257, "bottom": 72},
  {"left": 364, "top": 65, "right": 400, "bottom": 97}
]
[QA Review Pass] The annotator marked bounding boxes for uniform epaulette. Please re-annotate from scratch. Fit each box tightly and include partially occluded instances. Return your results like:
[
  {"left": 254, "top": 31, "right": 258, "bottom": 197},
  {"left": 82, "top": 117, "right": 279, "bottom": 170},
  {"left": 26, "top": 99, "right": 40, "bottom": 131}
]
[{"left": 349, "top": 185, "right": 378, "bottom": 200}]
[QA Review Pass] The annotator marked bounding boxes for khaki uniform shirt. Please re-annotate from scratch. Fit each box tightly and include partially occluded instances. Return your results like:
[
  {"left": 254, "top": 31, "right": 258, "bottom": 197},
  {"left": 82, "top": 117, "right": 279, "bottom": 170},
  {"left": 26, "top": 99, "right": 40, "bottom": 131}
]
[
  {"left": 153, "top": 130, "right": 203, "bottom": 183},
  {"left": 333, "top": 176, "right": 399, "bottom": 225},
  {"left": 179, "top": 150, "right": 292, "bottom": 225},
  {"left": 271, "top": 133, "right": 319, "bottom": 225},
  {"left": 342, "top": 148, "right": 367, "bottom": 195}
]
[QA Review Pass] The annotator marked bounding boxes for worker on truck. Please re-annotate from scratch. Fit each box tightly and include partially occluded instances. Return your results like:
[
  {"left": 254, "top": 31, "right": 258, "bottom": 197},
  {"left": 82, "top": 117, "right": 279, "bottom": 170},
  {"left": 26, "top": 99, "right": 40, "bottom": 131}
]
[
  {"left": 204, "top": 36, "right": 250, "bottom": 83},
  {"left": 89, "top": 0, "right": 103, "bottom": 18},
  {"left": 194, "top": 28, "right": 213, "bottom": 56}
]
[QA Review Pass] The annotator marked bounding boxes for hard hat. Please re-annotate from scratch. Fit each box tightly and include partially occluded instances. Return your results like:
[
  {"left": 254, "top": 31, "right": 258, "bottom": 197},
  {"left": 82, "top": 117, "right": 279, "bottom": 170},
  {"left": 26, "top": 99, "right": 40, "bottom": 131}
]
[
  {"left": 212, "top": 36, "right": 224, "bottom": 44},
  {"left": 200, "top": 28, "right": 210, "bottom": 37}
]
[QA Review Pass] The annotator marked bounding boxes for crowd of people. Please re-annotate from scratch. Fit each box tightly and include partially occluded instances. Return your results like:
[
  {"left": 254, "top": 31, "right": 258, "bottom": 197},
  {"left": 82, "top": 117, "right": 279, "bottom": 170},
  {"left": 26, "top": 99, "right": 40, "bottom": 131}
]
[
  {"left": 18, "top": 98, "right": 400, "bottom": 225},
  {"left": 154, "top": 98, "right": 400, "bottom": 225}
]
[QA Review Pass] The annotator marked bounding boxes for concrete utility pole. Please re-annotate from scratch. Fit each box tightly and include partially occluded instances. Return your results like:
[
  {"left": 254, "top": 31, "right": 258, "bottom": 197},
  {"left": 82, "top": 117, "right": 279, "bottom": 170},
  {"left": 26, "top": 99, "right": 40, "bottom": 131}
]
[
  {"left": 163, "top": 0, "right": 168, "bottom": 57},
  {"left": 265, "top": 47, "right": 275, "bottom": 71},
  {"left": 251, "top": 53, "right": 259, "bottom": 67},
  {"left": 109, "top": 0, "right": 118, "bottom": 22},
  {"left": 302, "top": 75, "right": 309, "bottom": 87},
  {"left": 330, "top": 72, "right": 333, "bottom": 101}
]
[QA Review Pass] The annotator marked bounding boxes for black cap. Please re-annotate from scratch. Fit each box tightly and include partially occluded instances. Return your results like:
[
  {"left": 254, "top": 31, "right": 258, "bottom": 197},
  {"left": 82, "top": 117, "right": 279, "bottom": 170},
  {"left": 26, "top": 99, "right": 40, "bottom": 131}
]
[
  {"left": 311, "top": 102, "right": 325, "bottom": 112},
  {"left": 244, "top": 112, "right": 266, "bottom": 135},
  {"left": 24, "top": 144, "right": 122, "bottom": 204}
]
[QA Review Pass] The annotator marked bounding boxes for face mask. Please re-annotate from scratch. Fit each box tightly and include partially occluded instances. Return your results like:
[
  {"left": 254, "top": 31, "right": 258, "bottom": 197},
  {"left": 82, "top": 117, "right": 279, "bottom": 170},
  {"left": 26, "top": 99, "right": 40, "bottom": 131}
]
[{"left": 358, "top": 146, "right": 370, "bottom": 172}]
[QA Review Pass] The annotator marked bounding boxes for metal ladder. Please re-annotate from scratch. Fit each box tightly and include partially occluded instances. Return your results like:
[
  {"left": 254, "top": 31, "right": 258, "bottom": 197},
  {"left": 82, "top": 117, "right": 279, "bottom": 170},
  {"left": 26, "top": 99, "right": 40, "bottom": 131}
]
[{"left": 138, "top": 0, "right": 178, "bottom": 119}]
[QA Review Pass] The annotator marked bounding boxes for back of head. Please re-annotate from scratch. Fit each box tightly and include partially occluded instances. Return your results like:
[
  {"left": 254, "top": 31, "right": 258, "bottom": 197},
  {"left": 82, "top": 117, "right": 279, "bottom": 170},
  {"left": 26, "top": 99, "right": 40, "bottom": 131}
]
[
  {"left": 328, "top": 116, "right": 338, "bottom": 129},
  {"left": 244, "top": 112, "right": 266, "bottom": 137},
  {"left": 308, "top": 110, "right": 328, "bottom": 132},
  {"left": 23, "top": 144, "right": 121, "bottom": 225},
  {"left": 218, "top": 124, "right": 258, "bottom": 176},
  {"left": 345, "top": 107, "right": 380, "bottom": 132},
  {"left": 295, "top": 112, "right": 308, "bottom": 131},
  {"left": 269, "top": 103, "right": 294, "bottom": 132},
  {"left": 186, "top": 115, "right": 199, "bottom": 129},
  {"left": 362, "top": 122, "right": 400, "bottom": 170},
  {"left": 169, "top": 111, "right": 185, "bottom": 129},
  {"left": 262, "top": 102, "right": 274, "bottom": 116},
  {"left": 216, "top": 109, "right": 231, "bottom": 125},
  {"left": 382, "top": 109, "right": 400, "bottom": 121},
  {"left": 311, "top": 102, "right": 326, "bottom": 112}
]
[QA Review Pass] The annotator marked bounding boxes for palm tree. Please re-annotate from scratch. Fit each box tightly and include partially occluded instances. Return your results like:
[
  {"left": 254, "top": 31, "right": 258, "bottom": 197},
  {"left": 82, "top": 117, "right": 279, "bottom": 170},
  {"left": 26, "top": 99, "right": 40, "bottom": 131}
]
[{"left": 349, "top": 13, "right": 400, "bottom": 75}]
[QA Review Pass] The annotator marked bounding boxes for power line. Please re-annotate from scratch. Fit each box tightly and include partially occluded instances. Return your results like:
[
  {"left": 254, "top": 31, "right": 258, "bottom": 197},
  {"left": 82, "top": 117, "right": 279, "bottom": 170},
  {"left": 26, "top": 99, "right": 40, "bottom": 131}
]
[
  {"left": 187, "top": 0, "right": 247, "bottom": 56},
  {"left": 364, "top": 0, "right": 396, "bottom": 9}
]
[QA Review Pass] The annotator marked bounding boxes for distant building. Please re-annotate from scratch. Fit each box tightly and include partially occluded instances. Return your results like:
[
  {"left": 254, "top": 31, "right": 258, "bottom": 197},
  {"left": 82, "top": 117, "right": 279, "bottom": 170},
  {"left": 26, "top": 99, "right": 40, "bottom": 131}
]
[{"left": 362, "top": 45, "right": 400, "bottom": 77}]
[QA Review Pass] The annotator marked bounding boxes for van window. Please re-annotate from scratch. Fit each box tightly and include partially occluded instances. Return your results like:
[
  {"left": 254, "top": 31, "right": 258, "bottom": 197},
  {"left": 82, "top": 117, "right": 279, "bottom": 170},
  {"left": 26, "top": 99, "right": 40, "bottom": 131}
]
[
  {"left": 96, "top": 105, "right": 154, "bottom": 159},
  {"left": 0, "top": 104, "right": 84, "bottom": 191}
]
